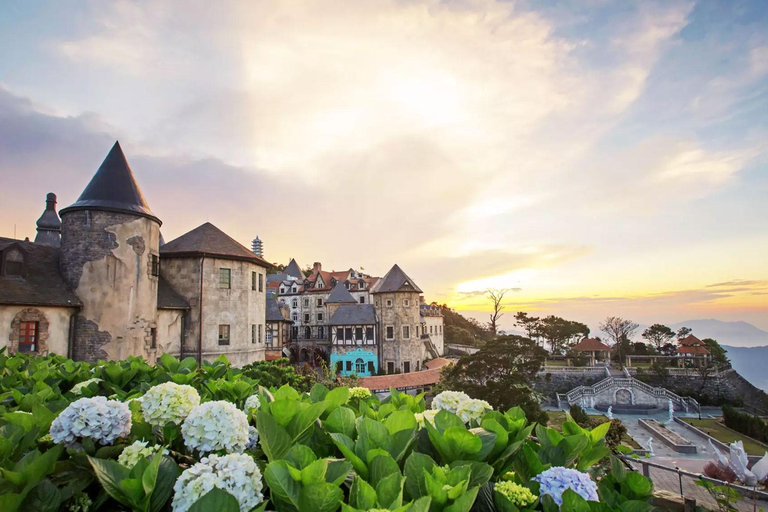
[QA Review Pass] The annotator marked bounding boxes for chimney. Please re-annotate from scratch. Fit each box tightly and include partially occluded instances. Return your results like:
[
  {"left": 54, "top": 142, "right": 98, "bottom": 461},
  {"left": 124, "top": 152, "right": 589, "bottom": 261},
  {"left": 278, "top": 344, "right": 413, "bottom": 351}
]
[
  {"left": 313, "top": 262, "right": 322, "bottom": 273},
  {"left": 34, "top": 193, "right": 62, "bottom": 247}
]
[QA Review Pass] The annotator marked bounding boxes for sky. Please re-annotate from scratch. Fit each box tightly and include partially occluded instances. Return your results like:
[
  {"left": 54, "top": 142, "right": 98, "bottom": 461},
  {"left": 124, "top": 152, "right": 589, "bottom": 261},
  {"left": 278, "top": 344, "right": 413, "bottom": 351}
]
[{"left": 0, "top": 0, "right": 766, "bottom": 332}]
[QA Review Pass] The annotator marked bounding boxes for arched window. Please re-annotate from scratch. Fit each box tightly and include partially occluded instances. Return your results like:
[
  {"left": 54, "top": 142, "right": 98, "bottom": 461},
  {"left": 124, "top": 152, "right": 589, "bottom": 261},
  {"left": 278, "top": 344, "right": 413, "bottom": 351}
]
[
  {"left": 355, "top": 358, "right": 366, "bottom": 374},
  {"left": 292, "top": 299, "right": 298, "bottom": 308}
]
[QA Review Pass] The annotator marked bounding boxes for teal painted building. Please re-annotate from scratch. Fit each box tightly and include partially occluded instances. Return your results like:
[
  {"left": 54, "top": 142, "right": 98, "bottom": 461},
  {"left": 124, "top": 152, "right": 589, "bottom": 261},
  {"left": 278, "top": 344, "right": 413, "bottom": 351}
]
[{"left": 327, "top": 282, "right": 379, "bottom": 377}]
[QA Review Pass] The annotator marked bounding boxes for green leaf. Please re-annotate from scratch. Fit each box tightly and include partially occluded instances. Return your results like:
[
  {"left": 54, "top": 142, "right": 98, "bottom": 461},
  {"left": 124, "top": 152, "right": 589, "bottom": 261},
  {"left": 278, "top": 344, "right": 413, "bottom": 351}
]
[
  {"left": 443, "top": 427, "right": 482, "bottom": 460},
  {"left": 299, "top": 483, "right": 344, "bottom": 512},
  {"left": 481, "top": 418, "right": 509, "bottom": 456},
  {"left": 384, "top": 410, "right": 418, "bottom": 434},
  {"left": 88, "top": 456, "right": 131, "bottom": 505},
  {"left": 329, "top": 433, "right": 369, "bottom": 481},
  {"left": 265, "top": 461, "right": 302, "bottom": 509},
  {"left": 150, "top": 456, "right": 181, "bottom": 512},
  {"left": 301, "top": 459, "right": 328, "bottom": 486},
  {"left": 325, "top": 387, "right": 350, "bottom": 409},
  {"left": 589, "top": 421, "right": 611, "bottom": 444},
  {"left": 141, "top": 448, "right": 163, "bottom": 496},
  {"left": 325, "top": 460, "right": 352, "bottom": 486},
  {"left": 310, "top": 383, "right": 330, "bottom": 402},
  {"left": 561, "top": 489, "right": 591, "bottom": 512},
  {"left": 287, "top": 402, "right": 328, "bottom": 440},
  {"left": 404, "top": 452, "right": 436, "bottom": 500},
  {"left": 618, "top": 500, "right": 655, "bottom": 512},
  {"left": 324, "top": 407, "right": 356, "bottom": 438},
  {"left": 187, "top": 488, "right": 241, "bottom": 512},
  {"left": 434, "top": 410, "right": 464, "bottom": 433},
  {"left": 24, "top": 479, "right": 61, "bottom": 512},
  {"left": 624, "top": 472, "right": 652, "bottom": 497},
  {"left": 445, "top": 486, "right": 479, "bottom": 512},
  {"left": 286, "top": 445, "right": 317, "bottom": 470},
  {"left": 369, "top": 453, "right": 400, "bottom": 488},
  {"left": 610, "top": 456, "right": 627, "bottom": 482},
  {"left": 274, "top": 384, "right": 301, "bottom": 401},
  {"left": 349, "top": 476, "right": 378, "bottom": 510},
  {"left": 376, "top": 473, "right": 405, "bottom": 510},
  {"left": 405, "top": 496, "right": 433, "bottom": 512},
  {"left": 257, "top": 410, "right": 293, "bottom": 461}
]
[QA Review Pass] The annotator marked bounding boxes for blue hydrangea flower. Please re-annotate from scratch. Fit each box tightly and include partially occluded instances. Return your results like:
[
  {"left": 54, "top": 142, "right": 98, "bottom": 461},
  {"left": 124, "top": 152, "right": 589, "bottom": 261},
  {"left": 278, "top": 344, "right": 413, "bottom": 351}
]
[{"left": 532, "top": 467, "right": 599, "bottom": 507}]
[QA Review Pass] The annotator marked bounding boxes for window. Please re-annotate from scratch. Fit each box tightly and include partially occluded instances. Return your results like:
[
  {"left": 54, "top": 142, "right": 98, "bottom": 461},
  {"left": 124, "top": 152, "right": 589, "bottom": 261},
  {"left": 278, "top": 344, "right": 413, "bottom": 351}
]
[
  {"left": 219, "top": 268, "right": 231, "bottom": 289},
  {"left": 258, "top": 273, "right": 263, "bottom": 292},
  {"left": 318, "top": 326, "right": 325, "bottom": 339},
  {"left": 387, "top": 362, "right": 395, "bottom": 374},
  {"left": 292, "top": 299, "right": 298, "bottom": 308},
  {"left": 251, "top": 272, "right": 257, "bottom": 290},
  {"left": 402, "top": 325, "right": 410, "bottom": 339},
  {"left": 317, "top": 313, "right": 323, "bottom": 321},
  {"left": 346, "top": 361, "right": 352, "bottom": 372},
  {"left": 336, "top": 327, "right": 344, "bottom": 342},
  {"left": 18, "top": 321, "right": 37, "bottom": 352},
  {"left": 355, "top": 327, "right": 363, "bottom": 342},
  {"left": 4, "top": 249, "right": 24, "bottom": 277},
  {"left": 403, "top": 361, "right": 411, "bottom": 373},
  {"left": 416, "top": 360, "right": 420, "bottom": 370},
  {"left": 151, "top": 255, "right": 159, "bottom": 277},
  {"left": 292, "top": 313, "right": 298, "bottom": 322},
  {"left": 150, "top": 328, "right": 157, "bottom": 349},
  {"left": 386, "top": 326, "right": 394, "bottom": 340},
  {"left": 266, "top": 328, "right": 273, "bottom": 344},
  {"left": 430, "top": 325, "right": 433, "bottom": 334},
  {"left": 258, "top": 324, "right": 263, "bottom": 343},
  {"left": 404, "top": 299, "right": 410, "bottom": 307},
  {"left": 366, "top": 327, "right": 374, "bottom": 342},
  {"left": 336, "top": 361, "right": 343, "bottom": 373},
  {"left": 292, "top": 286, "right": 297, "bottom": 293},
  {"left": 359, "top": 296, "right": 365, "bottom": 304},
  {"left": 304, "top": 298, "right": 310, "bottom": 307},
  {"left": 304, "top": 313, "right": 310, "bottom": 323},
  {"left": 355, "top": 358, "right": 366, "bottom": 374},
  {"left": 416, "top": 326, "right": 420, "bottom": 337},
  {"left": 386, "top": 299, "right": 393, "bottom": 307},
  {"left": 375, "top": 300, "right": 380, "bottom": 307},
  {"left": 359, "top": 282, "right": 365, "bottom": 290},
  {"left": 218, "top": 325, "right": 230, "bottom": 345},
  {"left": 367, "top": 361, "right": 375, "bottom": 374},
  {"left": 316, "top": 298, "right": 323, "bottom": 307},
  {"left": 251, "top": 324, "right": 256, "bottom": 343},
  {"left": 345, "top": 327, "right": 353, "bottom": 344},
  {"left": 440, "top": 325, "right": 442, "bottom": 334}
]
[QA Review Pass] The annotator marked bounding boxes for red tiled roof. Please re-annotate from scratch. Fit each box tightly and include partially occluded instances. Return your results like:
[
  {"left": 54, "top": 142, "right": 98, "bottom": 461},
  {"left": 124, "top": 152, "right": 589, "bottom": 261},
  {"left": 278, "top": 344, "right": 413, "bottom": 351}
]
[
  {"left": 678, "top": 345, "right": 709, "bottom": 355},
  {"left": 265, "top": 353, "right": 283, "bottom": 361},
  {"left": 572, "top": 337, "right": 611, "bottom": 351},
  {"left": 678, "top": 334, "right": 702, "bottom": 346},
  {"left": 424, "top": 357, "right": 451, "bottom": 370},
  {"left": 360, "top": 358, "right": 452, "bottom": 391}
]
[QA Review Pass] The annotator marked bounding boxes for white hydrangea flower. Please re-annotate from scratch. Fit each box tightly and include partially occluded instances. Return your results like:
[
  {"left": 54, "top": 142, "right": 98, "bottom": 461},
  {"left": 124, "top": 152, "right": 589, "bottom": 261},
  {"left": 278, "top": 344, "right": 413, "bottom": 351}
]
[
  {"left": 142, "top": 382, "right": 200, "bottom": 427},
  {"left": 50, "top": 396, "right": 131, "bottom": 446},
  {"left": 414, "top": 410, "right": 439, "bottom": 429},
  {"left": 246, "top": 426, "right": 259, "bottom": 450},
  {"left": 349, "top": 387, "right": 372, "bottom": 400},
  {"left": 431, "top": 391, "right": 470, "bottom": 415},
  {"left": 456, "top": 398, "right": 493, "bottom": 424},
  {"left": 182, "top": 401, "right": 249, "bottom": 454},
  {"left": 243, "top": 394, "right": 260, "bottom": 416},
  {"left": 71, "top": 378, "right": 102, "bottom": 395},
  {"left": 118, "top": 440, "right": 169, "bottom": 468},
  {"left": 171, "top": 453, "right": 264, "bottom": 512}
]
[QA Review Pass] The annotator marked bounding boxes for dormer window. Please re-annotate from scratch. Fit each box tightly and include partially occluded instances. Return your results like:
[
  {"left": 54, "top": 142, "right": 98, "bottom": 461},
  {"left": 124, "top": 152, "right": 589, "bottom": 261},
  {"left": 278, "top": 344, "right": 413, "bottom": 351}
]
[
  {"left": 2, "top": 248, "right": 25, "bottom": 277},
  {"left": 359, "top": 282, "right": 365, "bottom": 290}
]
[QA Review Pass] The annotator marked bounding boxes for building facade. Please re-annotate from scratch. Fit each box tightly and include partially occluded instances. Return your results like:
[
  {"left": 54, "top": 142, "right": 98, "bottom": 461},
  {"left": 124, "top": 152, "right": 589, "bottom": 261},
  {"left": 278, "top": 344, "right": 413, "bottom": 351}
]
[{"left": 0, "top": 142, "right": 270, "bottom": 366}]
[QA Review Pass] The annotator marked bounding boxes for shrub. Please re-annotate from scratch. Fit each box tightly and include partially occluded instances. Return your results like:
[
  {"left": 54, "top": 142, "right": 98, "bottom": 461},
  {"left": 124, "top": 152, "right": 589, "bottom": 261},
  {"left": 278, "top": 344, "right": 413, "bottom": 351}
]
[{"left": 569, "top": 404, "right": 591, "bottom": 427}]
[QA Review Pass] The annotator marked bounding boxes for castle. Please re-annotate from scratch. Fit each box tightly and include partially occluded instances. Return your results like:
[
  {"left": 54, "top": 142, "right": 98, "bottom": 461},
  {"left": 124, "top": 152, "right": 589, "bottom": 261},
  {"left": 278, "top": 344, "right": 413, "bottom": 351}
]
[{"left": 0, "top": 142, "right": 443, "bottom": 372}]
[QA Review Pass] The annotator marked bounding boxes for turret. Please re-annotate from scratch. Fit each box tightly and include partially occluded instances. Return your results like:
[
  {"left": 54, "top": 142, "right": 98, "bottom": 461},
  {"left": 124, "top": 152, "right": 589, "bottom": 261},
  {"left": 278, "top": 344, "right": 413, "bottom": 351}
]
[
  {"left": 34, "top": 193, "right": 62, "bottom": 247},
  {"left": 60, "top": 141, "right": 161, "bottom": 362}
]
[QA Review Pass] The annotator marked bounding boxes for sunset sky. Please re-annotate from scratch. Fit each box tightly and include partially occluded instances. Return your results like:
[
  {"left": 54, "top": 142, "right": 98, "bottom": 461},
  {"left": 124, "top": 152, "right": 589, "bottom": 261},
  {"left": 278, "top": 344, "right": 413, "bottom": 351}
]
[{"left": 1, "top": 1, "right": 766, "bottom": 331}]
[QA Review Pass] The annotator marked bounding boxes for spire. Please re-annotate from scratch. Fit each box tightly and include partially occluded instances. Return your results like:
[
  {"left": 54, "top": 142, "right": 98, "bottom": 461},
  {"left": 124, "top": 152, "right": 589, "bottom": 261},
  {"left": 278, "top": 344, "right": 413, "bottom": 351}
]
[
  {"left": 34, "top": 192, "right": 61, "bottom": 247},
  {"left": 284, "top": 258, "right": 303, "bottom": 279},
  {"left": 326, "top": 281, "right": 357, "bottom": 304},
  {"left": 373, "top": 264, "right": 423, "bottom": 293},
  {"left": 60, "top": 141, "right": 161, "bottom": 224}
]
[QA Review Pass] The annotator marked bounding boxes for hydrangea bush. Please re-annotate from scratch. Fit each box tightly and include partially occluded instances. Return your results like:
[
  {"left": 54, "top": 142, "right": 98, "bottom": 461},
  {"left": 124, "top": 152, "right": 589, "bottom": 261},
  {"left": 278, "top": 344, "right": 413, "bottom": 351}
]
[
  {"left": 0, "top": 352, "right": 657, "bottom": 512},
  {"left": 171, "top": 453, "right": 264, "bottom": 512},
  {"left": 141, "top": 382, "right": 201, "bottom": 426},
  {"left": 70, "top": 377, "right": 101, "bottom": 395},
  {"left": 49, "top": 396, "right": 131, "bottom": 446}
]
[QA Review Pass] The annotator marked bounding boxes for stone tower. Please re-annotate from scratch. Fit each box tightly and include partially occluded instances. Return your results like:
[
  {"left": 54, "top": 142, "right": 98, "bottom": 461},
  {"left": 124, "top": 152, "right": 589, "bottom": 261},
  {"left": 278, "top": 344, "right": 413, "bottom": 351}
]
[
  {"left": 34, "top": 193, "right": 62, "bottom": 247},
  {"left": 59, "top": 141, "right": 162, "bottom": 362}
]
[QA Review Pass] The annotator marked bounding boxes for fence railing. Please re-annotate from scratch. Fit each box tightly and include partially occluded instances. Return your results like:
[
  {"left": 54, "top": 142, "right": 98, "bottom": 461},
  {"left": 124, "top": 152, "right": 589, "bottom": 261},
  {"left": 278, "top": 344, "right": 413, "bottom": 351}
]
[{"left": 563, "top": 375, "right": 699, "bottom": 412}]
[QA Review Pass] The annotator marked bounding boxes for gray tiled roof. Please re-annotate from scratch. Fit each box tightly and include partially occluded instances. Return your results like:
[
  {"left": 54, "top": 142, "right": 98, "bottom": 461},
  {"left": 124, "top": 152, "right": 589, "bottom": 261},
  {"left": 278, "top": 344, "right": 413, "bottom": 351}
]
[
  {"left": 326, "top": 281, "right": 357, "bottom": 304},
  {"left": 161, "top": 222, "right": 270, "bottom": 267},
  {"left": 0, "top": 238, "right": 82, "bottom": 308},
  {"left": 372, "top": 264, "right": 422, "bottom": 293},
  {"left": 266, "top": 298, "right": 291, "bottom": 322},
  {"left": 60, "top": 141, "right": 161, "bottom": 224},
  {"left": 284, "top": 259, "right": 303, "bottom": 279},
  {"left": 329, "top": 304, "right": 376, "bottom": 325},
  {"left": 157, "top": 276, "right": 189, "bottom": 310}
]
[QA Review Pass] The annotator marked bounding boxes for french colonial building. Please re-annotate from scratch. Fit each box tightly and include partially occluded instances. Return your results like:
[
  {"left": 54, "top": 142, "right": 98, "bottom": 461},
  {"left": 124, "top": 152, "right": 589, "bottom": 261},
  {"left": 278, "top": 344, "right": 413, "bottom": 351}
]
[
  {"left": 0, "top": 142, "right": 269, "bottom": 366},
  {"left": 268, "top": 261, "right": 444, "bottom": 376}
]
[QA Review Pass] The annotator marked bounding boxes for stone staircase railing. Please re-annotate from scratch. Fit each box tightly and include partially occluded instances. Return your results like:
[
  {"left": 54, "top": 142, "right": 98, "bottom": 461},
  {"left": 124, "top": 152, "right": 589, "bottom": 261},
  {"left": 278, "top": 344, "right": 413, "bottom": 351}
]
[{"left": 563, "top": 374, "right": 700, "bottom": 413}]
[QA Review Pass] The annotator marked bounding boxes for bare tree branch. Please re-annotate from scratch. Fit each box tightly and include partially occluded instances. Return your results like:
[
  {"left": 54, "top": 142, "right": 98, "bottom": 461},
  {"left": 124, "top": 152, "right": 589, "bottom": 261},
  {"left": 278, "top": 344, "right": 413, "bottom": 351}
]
[{"left": 486, "top": 289, "right": 508, "bottom": 336}]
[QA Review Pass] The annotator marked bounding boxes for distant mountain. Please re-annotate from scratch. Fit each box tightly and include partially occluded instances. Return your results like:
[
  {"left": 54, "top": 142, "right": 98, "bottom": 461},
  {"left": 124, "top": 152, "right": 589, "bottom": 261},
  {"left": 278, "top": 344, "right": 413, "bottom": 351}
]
[
  {"left": 667, "top": 319, "right": 768, "bottom": 347},
  {"left": 722, "top": 345, "right": 768, "bottom": 391}
]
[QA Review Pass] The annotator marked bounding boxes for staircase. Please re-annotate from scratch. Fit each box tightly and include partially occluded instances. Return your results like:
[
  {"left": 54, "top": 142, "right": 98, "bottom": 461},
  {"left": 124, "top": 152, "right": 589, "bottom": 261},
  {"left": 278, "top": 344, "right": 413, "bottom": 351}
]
[{"left": 422, "top": 334, "right": 439, "bottom": 359}]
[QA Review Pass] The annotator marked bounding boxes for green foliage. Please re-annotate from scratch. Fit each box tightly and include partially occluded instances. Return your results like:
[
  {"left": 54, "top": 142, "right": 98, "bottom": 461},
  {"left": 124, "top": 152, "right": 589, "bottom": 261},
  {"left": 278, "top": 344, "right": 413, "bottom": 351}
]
[
  {"left": 568, "top": 406, "right": 590, "bottom": 427},
  {"left": 722, "top": 404, "right": 768, "bottom": 443}
]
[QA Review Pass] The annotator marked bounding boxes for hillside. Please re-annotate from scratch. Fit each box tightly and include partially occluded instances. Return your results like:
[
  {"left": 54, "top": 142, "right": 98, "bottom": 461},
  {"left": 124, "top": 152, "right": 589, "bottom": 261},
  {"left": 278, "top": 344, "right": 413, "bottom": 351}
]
[
  {"left": 438, "top": 306, "right": 493, "bottom": 345},
  {"left": 723, "top": 345, "right": 768, "bottom": 391},
  {"left": 669, "top": 319, "right": 768, "bottom": 347}
]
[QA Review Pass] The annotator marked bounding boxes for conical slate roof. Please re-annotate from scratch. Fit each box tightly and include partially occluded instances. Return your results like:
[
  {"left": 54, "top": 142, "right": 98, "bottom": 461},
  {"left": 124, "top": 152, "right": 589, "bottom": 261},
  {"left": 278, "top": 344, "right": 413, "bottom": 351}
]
[
  {"left": 284, "top": 259, "right": 303, "bottom": 279},
  {"left": 373, "top": 264, "right": 422, "bottom": 293},
  {"left": 326, "top": 281, "right": 356, "bottom": 304},
  {"left": 60, "top": 141, "right": 161, "bottom": 224},
  {"left": 161, "top": 222, "right": 270, "bottom": 267}
]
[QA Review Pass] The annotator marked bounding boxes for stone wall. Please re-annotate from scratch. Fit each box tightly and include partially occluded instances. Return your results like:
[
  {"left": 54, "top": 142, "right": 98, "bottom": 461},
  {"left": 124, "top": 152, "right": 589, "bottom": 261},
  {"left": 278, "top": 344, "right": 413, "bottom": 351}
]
[
  {"left": 160, "top": 257, "right": 202, "bottom": 357},
  {"left": 423, "top": 315, "right": 444, "bottom": 356},
  {"left": 532, "top": 372, "right": 604, "bottom": 402},
  {"left": 0, "top": 306, "right": 75, "bottom": 356},
  {"left": 374, "top": 291, "right": 422, "bottom": 373},
  {"left": 61, "top": 211, "right": 160, "bottom": 362},
  {"left": 155, "top": 309, "right": 185, "bottom": 360}
]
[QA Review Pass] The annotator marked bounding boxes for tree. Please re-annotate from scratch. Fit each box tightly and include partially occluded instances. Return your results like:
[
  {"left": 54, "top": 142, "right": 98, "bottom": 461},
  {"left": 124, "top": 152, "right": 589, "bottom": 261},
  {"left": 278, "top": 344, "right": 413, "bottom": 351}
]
[
  {"left": 436, "top": 335, "right": 548, "bottom": 423},
  {"left": 444, "top": 325, "right": 476, "bottom": 346},
  {"left": 486, "top": 289, "right": 508, "bottom": 336},
  {"left": 676, "top": 326, "right": 692, "bottom": 340},
  {"left": 642, "top": 324, "right": 675, "bottom": 351},
  {"left": 599, "top": 316, "right": 639, "bottom": 364},
  {"left": 538, "top": 315, "right": 589, "bottom": 354},
  {"left": 514, "top": 312, "right": 541, "bottom": 345},
  {"left": 702, "top": 338, "right": 730, "bottom": 369}
]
